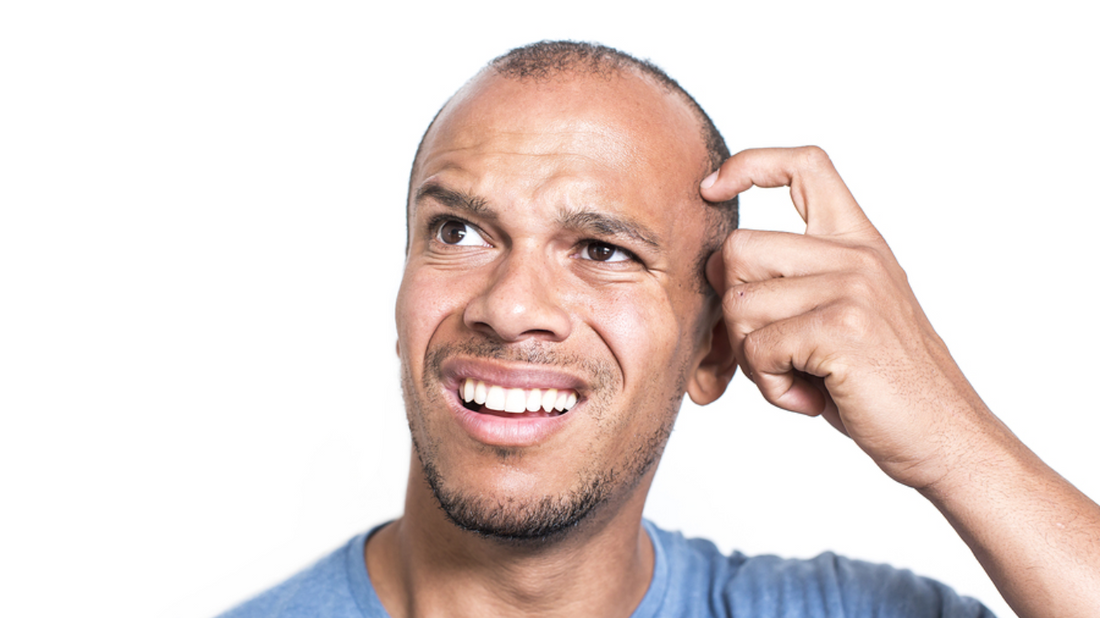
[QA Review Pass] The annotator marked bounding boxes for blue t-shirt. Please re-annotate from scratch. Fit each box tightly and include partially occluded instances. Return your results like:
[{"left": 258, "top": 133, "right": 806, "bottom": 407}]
[{"left": 219, "top": 520, "right": 995, "bottom": 617}]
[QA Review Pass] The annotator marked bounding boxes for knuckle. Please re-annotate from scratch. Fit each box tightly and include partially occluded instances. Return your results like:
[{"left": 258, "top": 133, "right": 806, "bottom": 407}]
[
  {"left": 722, "top": 228, "right": 753, "bottom": 256},
  {"left": 850, "top": 244, "right": 886, "bottom": 272},
  {"left": 798, "top": 145, "right": 834, "bottom": 172},
  {"left": 721, "top": 229, "right": 756, "bottom": 276},
  {"left": 721, "top": 286, "right": 747, "bottom": 316},
  {"left": 757, "top": 376, "right": 789, "bottom": 405},
  {"left": 721, "top": 280, "right": 767, "bottom": 318},
  {"left": 825, "top": 301, "right": 873, "bottom": 339},
  {"left": 742, "top": 329, "right": 767, "bottom": 361},
  {"left": 841, "top": 271, "right": 876, "bottom": 300}
]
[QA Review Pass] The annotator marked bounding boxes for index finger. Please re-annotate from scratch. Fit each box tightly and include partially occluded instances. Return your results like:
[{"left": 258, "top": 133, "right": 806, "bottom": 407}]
[{"left": 700, "top": 146, "right": 874, "bottom": 238}]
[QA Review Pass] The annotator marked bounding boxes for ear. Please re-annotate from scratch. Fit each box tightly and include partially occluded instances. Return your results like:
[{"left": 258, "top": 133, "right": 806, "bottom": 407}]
[{"left": 686, "top": 316, "right": 738, "bottom": 405}]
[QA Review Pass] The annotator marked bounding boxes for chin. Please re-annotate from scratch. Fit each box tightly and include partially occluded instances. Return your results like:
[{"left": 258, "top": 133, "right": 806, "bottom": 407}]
[{"left": 413, "top": 430, "right": 664, "bottom": 544}]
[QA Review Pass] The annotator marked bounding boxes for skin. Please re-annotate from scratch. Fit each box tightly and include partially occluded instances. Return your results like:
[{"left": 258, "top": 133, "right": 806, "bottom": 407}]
[
  {"left": 374, "top": 70, "right": 728, "bottom": 618},
  {"left": 371, "top": 68, "right": 1100, "bottom": 617},
  {"left": 700, "top": 148, "right": 1100, "bottom": 618}
]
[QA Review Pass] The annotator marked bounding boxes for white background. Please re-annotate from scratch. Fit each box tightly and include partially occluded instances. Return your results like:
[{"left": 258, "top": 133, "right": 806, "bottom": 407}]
[{"left": 2, "top": 2, "right": 1097, "bottom": 617}]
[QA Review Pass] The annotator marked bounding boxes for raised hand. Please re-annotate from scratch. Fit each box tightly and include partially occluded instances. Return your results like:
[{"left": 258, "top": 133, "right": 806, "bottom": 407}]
[
  {"left": 701, "top": 146, "right": 988, "bottom": 490},
  {"left": 701, "top": 146, "right": 1100, "bottom": 618}
]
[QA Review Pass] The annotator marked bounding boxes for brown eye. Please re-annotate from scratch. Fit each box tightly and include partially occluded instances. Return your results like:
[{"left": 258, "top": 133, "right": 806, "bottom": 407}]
[
  {"left": 587, "top": 243, "right": 614, "bottom": 261},
  {"left": 435, "top": 219, "right": 486, "bottom": 246},
  {"left": 583, "top": 241, "right": 629, "bottom": 262},
  {"left": 439, "top": 220, "right": 467, "bottom": 244}
]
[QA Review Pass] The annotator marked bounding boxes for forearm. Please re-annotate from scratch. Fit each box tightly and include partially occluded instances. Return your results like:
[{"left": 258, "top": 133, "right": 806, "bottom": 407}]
[{"left": 920, "top": 408, "right": 1100, "bottom": 618}]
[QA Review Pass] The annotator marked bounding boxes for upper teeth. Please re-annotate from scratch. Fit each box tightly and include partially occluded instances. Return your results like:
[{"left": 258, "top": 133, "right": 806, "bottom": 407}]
[{"left": 461, "top": 378, "right": 578, "bottom": 414}]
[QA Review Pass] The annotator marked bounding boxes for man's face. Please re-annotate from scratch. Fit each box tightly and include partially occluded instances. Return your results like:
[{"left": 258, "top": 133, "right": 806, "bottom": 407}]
[{"left": 395, "top": 70, "right": 721, "bottom": 540}]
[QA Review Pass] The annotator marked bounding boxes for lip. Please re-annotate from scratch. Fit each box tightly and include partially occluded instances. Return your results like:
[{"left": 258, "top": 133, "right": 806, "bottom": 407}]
[
  {"left": 440, "top": 358, "right": 587, "bottom": 394},
  {"left": 439, "top": 358, "right": 585, "bottom": 447}
]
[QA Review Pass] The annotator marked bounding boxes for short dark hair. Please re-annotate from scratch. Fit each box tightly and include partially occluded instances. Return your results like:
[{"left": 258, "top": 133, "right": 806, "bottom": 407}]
[{"left": 406, "top": 41, "right": 738, "bottom": 260}]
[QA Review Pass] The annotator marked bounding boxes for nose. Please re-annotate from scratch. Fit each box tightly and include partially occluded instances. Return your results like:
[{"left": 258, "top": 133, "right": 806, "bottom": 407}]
[{"left": 463, "top": 249, "right": 572, "bottom": 343}]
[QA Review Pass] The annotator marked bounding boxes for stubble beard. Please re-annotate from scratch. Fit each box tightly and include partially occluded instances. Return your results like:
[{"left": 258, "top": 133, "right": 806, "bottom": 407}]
[{"left": 401, "top": 340, "right": 682, "bottom": 543}]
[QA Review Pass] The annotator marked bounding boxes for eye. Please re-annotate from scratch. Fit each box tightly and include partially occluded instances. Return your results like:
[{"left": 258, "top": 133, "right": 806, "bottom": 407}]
[
  {"left": 580, "top": 241, "right": 633, "bottom": 263},
  {"left": 435, "top": 219, "right": 487, "bottom": 246}
]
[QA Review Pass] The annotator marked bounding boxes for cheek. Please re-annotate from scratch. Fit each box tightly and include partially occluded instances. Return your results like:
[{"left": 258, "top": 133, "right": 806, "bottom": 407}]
[
  {"left": 576, "top": 285, "right": 688, "bottom": 386},
  {"left": 395, "top": 267, "right": 465, "bottom": 358}
]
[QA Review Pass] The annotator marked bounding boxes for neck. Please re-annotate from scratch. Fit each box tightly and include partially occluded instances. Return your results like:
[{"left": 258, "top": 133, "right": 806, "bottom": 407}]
[{"left": 367, "top": 457, "right": 657, "bottom": 618}]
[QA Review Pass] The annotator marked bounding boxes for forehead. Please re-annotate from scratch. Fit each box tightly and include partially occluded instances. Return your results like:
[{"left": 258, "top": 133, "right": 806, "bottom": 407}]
[{"left": 412, "top": 71, "right": 712, "bottom": 229}]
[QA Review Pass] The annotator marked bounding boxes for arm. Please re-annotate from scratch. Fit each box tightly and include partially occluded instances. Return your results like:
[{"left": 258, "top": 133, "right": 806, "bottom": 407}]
[{"left": 699, "top": 146, "right": 1100, "bottom": 618}]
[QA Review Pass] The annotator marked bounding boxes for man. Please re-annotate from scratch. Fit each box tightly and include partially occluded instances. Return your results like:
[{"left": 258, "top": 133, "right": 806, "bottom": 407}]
[{"left": 220, "top": 41, "right": 1100, "bottom": 618}]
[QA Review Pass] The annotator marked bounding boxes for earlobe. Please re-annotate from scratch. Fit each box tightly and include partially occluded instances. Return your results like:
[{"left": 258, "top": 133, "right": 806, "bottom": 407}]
[{"left": 686, "top": 317, "right": 738, "bottom": 405}]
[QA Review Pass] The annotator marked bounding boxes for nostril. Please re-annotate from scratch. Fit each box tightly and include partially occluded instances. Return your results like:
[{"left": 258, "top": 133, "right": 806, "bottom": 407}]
[{"left": 462, "top": 270, "right": 573, "bottom": 344}]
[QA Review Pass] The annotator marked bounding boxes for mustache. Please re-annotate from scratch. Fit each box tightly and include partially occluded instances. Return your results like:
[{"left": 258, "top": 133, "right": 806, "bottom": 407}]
[{"left": 424, "top": 339, "right": 617, "bottom": 391}]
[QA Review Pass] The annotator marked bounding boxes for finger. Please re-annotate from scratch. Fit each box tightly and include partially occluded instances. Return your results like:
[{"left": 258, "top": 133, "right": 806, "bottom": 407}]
[
  {"left": 700, "top": 146, "right": 875, "bottom": 238},
  {"left": 739, "top": 309, "right": 837, "bottom": 416},
  {"left": 719, "top": 272, "right": 867, "bottom": 338},
  {"left": 705, "top": 228, "right": 889, "bottom": 293},
  {"left": 719, "top": 274, "right": 856, "bottom": 418},
  {"left": 734, "top": 313, "right": 850, "bottom": 432},
  {"left": 745, "top": 363, "right": 829, "bottom": 417}
]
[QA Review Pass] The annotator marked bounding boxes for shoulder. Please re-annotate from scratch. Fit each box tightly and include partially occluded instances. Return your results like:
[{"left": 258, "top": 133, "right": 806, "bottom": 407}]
[
  {"left": 217, "top": 532, "right": 381, "bottom": 618},
  {"left": 642, "top": 521, "right": 995, "bottom": 618}
]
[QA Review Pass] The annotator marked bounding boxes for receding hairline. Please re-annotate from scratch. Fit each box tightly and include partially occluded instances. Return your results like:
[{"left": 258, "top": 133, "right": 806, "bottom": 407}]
[
  {"left": 410, "top": 42, "right": 730, "bottom": 188},
  {"left": 488, "top": 41, "right": 726, "bottom": 164},
  {"left": 404, "top": 41, "right": 738, "bottom": 294}
]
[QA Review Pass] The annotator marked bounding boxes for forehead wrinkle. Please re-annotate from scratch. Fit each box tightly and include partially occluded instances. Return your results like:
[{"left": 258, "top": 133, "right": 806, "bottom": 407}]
[{"left": 555, "top": 208, "right": 661, "bottom": 249}]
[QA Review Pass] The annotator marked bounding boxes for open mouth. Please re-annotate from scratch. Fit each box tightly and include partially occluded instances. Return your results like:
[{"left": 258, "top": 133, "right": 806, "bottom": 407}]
[{"left": 458, "top": 378, "right": 578, "bottom": 416}]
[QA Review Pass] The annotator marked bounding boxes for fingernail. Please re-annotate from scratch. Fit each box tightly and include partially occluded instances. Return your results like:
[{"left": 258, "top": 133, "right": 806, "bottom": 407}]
[{"left": 700, "top": 171, "right": 718, "bottom": 189}]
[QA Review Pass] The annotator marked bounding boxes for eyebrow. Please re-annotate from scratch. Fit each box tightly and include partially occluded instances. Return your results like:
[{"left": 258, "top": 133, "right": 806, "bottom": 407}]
[
  {"left": 557, "top": 210, "right": 661, "bottom": 249},
  {"left": 415, "top": 184, "right": 493, "bottom": 218},
  {"left": 415, "top": 182, "right": 661, "bottom": 249}
]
